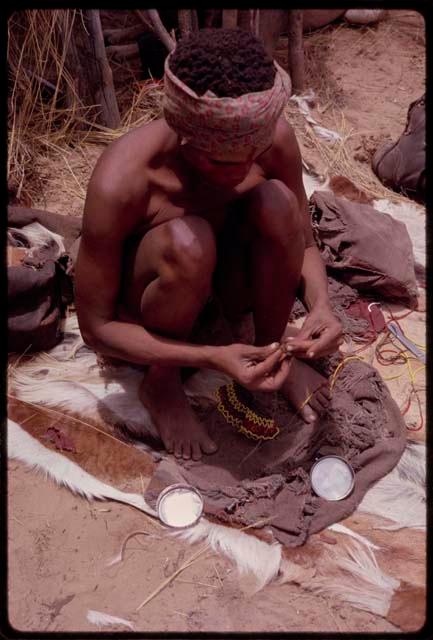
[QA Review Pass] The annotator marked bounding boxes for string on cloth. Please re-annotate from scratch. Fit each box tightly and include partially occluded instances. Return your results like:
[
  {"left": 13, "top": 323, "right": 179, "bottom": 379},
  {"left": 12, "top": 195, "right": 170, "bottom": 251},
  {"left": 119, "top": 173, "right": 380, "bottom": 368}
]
[
  {"left": 343, "top": 302, "right": 425, "bottom": 432},
  {"left": 373, "top": 331, "right": 425, "bottom": 432}
]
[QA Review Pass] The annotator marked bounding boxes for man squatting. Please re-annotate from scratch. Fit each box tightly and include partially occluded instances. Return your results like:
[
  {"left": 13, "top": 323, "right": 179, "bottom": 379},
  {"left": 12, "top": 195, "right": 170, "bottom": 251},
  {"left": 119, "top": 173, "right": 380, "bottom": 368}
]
[{"left": 75, "top": 29, "right": 343, "bottom": 461}]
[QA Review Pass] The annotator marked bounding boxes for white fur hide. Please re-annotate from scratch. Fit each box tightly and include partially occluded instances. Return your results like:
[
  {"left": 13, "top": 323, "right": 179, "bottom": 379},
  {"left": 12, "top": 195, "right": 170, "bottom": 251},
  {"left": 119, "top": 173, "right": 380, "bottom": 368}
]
[
  {"left": 174, "top": 520, "right": 282, "bottom": 592},
  {"left": 8, "top": 221, "right": 66, "bottom": 260},
  {"left": 8, "top": 316, "right": 422, "bottom": 616},
  {"left": 8, "top": 419, "right": 157, "bottom": 517},
  {"left": 86, "top": 610, "right": 134, "bottom": 630},
  {"left": 9, "top": 317, "right": 425, "bottom": 530},
  {"left": 310, "top": 538, "right": 399, "bottom": 617},
  {"left": 357, "top": 442, "right": 426, "bottom": 530}
]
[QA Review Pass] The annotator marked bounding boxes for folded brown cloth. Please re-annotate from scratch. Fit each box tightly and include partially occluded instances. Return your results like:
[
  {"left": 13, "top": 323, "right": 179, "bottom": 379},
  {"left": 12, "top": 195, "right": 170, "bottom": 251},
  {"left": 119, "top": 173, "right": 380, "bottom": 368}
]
[
  {"left": 372, "top": 95, "right": 425, "bottom": 203},
  {"left": 145, "top": 355, "right": 406, "bottom": 546},
  {"left": 8, "top": 206, "right": 82, "bottom": 251},
  {"left": 8, "top": 206, "right": 81, "bottom": 353},
  {"left": 310, "top": 191, "right": 418, "bottom": 308}
]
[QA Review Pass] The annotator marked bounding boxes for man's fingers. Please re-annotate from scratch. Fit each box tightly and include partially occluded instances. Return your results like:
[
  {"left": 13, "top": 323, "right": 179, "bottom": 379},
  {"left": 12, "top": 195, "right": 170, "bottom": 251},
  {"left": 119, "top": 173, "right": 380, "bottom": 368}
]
[
  {"left": 258, "top": 359, "right": 291, "bottom": 392},
  {"left": 283, "top": 338, "right": 316, "bottom": 355},
  {"left": 303, "top": 330, "right": 341, "bottom": 358},
  {"left": 251, "top": 345, "right": 284, "bottom": 379},
  {"left": 249, "top": 342, "right": 280, "bottom": 361},
  {"left": 292, "top": 324, "right": 313, "bottom": 341}
]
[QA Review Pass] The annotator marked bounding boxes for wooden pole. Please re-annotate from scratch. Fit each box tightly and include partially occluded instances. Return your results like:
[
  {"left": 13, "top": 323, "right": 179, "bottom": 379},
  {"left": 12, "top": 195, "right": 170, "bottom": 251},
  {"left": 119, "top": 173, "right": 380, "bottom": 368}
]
[
  {"left": 222, "top": 9, "right": 238, "bottom": 29},
  {"left": 103, "top": 25, "right": 148, "bottom": 46},
  {"left": 238, "top": 10, "right": 251, "bottom": 31},
  {"left": 204, "top": 9, "right": 216, "bottom": 27},
  {"left": 64, "top": 9, "right": 120, "bottom": 129},
  {"left": 105, "top": 43, "right": 140, "bottom": 61},
  {"left": 137, "top": 9, "right": 175, "bottom": 52},
  {"left": 287, "top": 10, "right": 305, "bottom": 94},
  {"left": 87, "top": 10, "right": 121, "bottom": 129},
  {"left": 191, "top": 9, "right": 199, "bottom": 31},
  {"left": 257, "top": 9, "right": 286, "bottom": 57},
  {"left": 178, "top": 9, "right": 193, "bottom": 36}
]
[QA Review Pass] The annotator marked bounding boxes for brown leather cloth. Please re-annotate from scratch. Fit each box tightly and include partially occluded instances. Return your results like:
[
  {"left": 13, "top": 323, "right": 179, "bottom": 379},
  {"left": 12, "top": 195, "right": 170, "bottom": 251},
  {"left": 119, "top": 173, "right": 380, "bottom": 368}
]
[
  {"left": 144, "top": 280, "right": 406, "bottom": 546},
  {"left": 8, "top": 207, "right": 81, "bottom": 353},
  {"left": 310, "top": 191, "right": 419, "bottom": 309},
  {"left": 8, "top": 206, "right": 82, "bottom": 250},
  {"left": 372, "top": 95, "right": 425, "bottom": 203},
  {"left": 145, "top": 355, "right": 406, "bottom": 546}
]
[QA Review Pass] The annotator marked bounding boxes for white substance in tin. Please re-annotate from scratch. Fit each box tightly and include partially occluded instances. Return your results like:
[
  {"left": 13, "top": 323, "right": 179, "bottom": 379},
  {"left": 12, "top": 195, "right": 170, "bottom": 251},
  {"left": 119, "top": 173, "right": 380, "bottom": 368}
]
[
  {"left": 159, "top": 488, "right": 203, "bottom": 527},
  {"left": 311, "top": 457, "right": 354, "bottom": 500}
]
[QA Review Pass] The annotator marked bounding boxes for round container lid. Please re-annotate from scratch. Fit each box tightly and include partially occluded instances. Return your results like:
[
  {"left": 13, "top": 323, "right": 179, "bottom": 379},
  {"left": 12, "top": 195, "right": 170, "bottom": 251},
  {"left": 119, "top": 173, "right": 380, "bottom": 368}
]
[
  {"left": 310, "top": 456, "right": 355, "bottom": 501},
  {"left": 156, "top": 484, "right": 204, "bottom": 528}
]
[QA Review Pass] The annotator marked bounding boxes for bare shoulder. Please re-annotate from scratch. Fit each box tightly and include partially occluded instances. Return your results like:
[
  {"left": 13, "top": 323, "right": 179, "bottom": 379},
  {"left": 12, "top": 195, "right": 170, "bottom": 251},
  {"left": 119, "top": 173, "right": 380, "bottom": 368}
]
[
  {"left": 259, "top": 117, "right": 302, "bottom": 178},
  {"left": 272, "top": 117, "right": 301, "bottom": 161},
  {"left": 87, "top": 118, "right": 176, "bottom": 206}
]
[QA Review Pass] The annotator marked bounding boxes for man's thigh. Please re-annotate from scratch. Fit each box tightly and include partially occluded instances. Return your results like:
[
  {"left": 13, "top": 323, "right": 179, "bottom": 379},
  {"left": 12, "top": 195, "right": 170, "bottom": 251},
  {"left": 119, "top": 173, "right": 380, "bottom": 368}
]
[{"left": 117, "top": 223, "right": 171, "bottom": 322}]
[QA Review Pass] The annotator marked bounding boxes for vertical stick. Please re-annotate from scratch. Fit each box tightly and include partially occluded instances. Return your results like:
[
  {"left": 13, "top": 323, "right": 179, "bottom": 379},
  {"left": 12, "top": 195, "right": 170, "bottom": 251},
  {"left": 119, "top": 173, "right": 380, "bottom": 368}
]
[
  {"left": 287, "top": 10, "right": 305, "bottom": 94},
  {"left": 238, "top": 10, "right": 251, "bottom": 31},
  {"left": 178, "top": 9, "right": 193, "bottom": 36},
  {"left": 204, "top": 9, "right": 216, "bottom": 28},
  {"left": 222, "top": 9, "right": 238, "bottom": 29},
  {"left": 86, "top": 9, "right": 121, "bottom": 129},
  {"left": 191, "top": 9, "right": 199, "bottom": 31},
  {"left": 256, "top": 10, "right": 286, "bottom": 57},
  {"left": 138, "top": 9, "right": 175, "bottom": 52}
]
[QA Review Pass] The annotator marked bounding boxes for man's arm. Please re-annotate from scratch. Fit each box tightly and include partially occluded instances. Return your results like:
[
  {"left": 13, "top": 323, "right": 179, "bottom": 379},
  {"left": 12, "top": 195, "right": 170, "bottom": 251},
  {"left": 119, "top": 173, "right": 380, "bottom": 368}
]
[
  {"left": 75, "top": 168, "right": 289, "bottom": 388},
  {"left": 75, "top": 175, "right": 217, "bottom": 368},
  {"left": 267, "top": 118, "right": 330, "bottom": 311},
  {"left": 264, "top": 118, "right": 342, "bottom": 357}
]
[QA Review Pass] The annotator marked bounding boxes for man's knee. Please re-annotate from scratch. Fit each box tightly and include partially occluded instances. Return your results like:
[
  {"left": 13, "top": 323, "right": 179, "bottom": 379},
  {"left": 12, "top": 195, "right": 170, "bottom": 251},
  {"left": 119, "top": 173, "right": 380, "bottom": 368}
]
[
  {"left": 161, "top": 216, "right": 217, "bottom": 289},
  {"left": 247, "top": 179, "right": 304, "bottom": 242}
]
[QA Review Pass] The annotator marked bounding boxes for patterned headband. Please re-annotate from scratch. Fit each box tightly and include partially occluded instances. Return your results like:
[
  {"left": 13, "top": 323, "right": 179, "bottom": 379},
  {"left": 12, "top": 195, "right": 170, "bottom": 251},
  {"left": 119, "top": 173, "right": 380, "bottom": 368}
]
[{"left": 163, "top": 52, "right": 292, "bottom": 156}]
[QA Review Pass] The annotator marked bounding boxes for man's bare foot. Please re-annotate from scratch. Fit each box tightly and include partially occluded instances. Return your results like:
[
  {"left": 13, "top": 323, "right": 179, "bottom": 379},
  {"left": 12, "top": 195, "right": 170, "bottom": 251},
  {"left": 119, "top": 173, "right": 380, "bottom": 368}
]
[
  {"left": 139, "top": 365, "right": 218, "bottom": 460},
  {"left": 281, "top": 358, "right": 330, "bottom": 423}
]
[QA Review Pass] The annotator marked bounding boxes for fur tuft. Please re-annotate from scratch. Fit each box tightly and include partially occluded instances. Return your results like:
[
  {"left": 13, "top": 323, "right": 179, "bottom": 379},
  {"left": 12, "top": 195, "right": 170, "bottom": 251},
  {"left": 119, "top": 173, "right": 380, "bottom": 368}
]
[
  {"left": 311, "top": 538, "right": 399, "bottom": 616},
  {"left": 358, "top": 443, "right": 426, "bottom": 530},
  {"left": 86, "top": 610, "right": 134, "bottom": 630},
  {"left": 8, "top": 420, "right": 157, "bottom": 517},
  {"left": 174, "top": 520, "right": 282, "bottom": 591}
]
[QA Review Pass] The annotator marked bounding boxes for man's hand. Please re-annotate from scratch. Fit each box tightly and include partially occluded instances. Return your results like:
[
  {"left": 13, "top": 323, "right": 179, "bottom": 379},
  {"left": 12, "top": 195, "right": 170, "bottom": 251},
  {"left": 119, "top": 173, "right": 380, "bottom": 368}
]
[
  {"left": 214, "top": 342, "right": 292, "bottom": 392},
  {"left": 284, "top": 304, "right": 343, "bottom": 359}
]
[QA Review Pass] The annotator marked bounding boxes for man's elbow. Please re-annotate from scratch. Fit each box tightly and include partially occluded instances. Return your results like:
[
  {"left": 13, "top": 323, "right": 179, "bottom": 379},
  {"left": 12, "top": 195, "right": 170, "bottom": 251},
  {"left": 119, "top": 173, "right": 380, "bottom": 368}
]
[
  {"left": 81, "top": 329, "right": 98, "bottom": 350},
  {"left": 77, "top": 317, "right": 101, "bottom": 351}
]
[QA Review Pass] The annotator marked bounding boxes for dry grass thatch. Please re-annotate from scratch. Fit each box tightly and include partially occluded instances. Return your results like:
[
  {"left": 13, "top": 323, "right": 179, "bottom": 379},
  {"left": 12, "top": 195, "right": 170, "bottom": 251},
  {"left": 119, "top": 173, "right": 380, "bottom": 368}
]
[
  {"left": 7, "top": 9, "right": 163, "bottom": 206},
  {"left": 8, "top": 9, "right": 421, "bottom": 209}
]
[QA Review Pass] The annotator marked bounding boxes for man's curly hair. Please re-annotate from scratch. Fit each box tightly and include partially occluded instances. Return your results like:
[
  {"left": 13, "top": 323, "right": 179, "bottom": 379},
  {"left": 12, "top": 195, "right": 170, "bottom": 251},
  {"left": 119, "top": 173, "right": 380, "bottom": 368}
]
[{"left": 168, "top": 28, "right": 276, "bottom": 98}]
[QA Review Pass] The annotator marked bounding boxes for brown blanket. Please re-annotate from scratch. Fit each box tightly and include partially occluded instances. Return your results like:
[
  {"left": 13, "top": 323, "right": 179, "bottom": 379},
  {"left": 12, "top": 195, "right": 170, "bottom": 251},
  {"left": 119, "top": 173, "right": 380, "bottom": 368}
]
[
  {"left": 310, "top": 191, "right": 419, "bottom": 308},
  {"left": 8, "top": 206, "right": 80, "bottom": 353},
  {"left": 145, "top": 353, "right": 406, "bottom": 546}
]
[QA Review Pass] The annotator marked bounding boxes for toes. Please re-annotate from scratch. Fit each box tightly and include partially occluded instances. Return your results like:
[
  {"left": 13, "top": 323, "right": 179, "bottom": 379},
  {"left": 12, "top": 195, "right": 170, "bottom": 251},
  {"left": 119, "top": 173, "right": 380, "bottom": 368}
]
[
  {"left": 309, "top": 395, "right": 324, "bottom": 415},
  {"left": 164, "top": 438, "right": 174, "bottom": 453},
  {"left": 182, "top": 442, "right": 192, "bottom": 460},
  {"left": 300, "top": 404, "right": 318, "bottom": 423},
  {"left": 191, "top": 441, "right": 202, "bottom": 461},
  {"left": 174, "top": 441, "right": 183, "bottom": 458},
  {"left": 201, "top": 437, "right": 218, "bottom": 455},
  {"left": 314, "top": 391, "right": 330, "bottom": 411}
]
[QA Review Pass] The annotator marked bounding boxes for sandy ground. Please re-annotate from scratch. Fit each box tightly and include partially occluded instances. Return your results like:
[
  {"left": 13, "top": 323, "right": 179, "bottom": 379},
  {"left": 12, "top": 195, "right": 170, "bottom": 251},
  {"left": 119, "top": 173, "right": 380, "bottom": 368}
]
[{"left": 8, "top": 9, "right": 425, "bottom": 634}]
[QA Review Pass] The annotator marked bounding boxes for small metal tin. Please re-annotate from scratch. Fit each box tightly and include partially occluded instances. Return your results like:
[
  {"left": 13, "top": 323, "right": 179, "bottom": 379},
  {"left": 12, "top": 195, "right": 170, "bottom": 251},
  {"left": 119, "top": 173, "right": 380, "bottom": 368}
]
[
  {"left": 310, "top": 455, "right": 355, "bottom": 501},
  {"left": 156, "top": 483, "right": 204, "bottom": 529}
]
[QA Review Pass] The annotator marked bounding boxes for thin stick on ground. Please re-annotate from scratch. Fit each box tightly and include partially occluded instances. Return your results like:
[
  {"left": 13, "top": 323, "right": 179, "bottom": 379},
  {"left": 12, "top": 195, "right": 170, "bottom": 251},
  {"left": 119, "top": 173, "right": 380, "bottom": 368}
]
[
  {"left": 114, "top": 529, "right": 162, "bottom": 565},
  {"left": 213, "top": 562, "right": 224, "bottom": 587},
  {"left": 7, "top": 394, "right": 139, "bottom": 451},
  {"left": 135, "top": 542, "right": 212, "bottom": 611}
]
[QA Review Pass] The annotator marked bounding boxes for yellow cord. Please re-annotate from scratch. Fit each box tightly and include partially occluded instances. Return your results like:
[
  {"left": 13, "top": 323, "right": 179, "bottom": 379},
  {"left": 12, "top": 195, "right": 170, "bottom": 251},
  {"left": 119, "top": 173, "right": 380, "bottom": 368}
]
[{"left": 329, "top": 356, "right": 365, "bottom": 393}]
